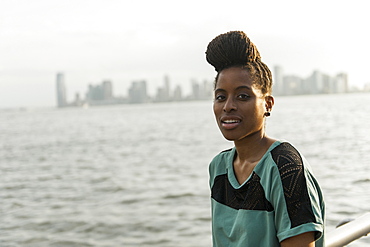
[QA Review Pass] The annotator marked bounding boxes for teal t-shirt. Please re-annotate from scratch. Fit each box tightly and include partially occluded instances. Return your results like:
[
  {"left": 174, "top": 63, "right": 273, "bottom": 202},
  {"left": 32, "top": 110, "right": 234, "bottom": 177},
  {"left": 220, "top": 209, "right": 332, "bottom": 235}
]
[{"left": 209, "top": 141, "right": 325, "bottom": 246}]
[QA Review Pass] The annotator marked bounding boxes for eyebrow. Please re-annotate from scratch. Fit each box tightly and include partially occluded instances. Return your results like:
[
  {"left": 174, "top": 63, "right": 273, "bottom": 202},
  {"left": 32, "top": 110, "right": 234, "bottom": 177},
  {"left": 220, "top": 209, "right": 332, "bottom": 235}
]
[{"left": 214, "top": 85, "right": 252, "bottom": 93}]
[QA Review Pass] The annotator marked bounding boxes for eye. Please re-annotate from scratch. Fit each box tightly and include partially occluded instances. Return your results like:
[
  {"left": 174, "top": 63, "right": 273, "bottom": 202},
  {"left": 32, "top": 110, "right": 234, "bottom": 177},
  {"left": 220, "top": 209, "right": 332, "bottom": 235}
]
[
  {"left": 215, "top": 94, "right": 226, "bottom": 101},
  {"left": 237, "top": 93, "right": 250, "bottom": 100}
]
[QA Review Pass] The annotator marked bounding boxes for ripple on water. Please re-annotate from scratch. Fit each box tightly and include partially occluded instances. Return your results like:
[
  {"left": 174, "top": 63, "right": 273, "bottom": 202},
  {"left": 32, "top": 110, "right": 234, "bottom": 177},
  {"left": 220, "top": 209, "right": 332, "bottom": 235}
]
[
  {"left": 353, "top": 178, "right": 370, "bottom": 184},
  {"left": 2, "top": 97, "right": 370, "bottom": 246}
]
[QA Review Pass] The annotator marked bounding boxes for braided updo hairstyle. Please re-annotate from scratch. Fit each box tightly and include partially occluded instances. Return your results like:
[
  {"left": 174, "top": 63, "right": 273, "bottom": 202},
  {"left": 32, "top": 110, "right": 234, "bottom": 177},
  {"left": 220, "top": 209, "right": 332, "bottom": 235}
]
[{"left": 205, "top": 31, "right": 273, "bottom": 95}]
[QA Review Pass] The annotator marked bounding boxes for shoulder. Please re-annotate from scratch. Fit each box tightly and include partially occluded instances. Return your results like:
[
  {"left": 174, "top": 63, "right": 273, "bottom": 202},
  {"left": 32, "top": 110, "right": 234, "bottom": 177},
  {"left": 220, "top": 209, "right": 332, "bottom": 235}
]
[
  {"left": 210, "top": 148, "right": 234, "bottom": 164},
  {"left": 270, "top": 142, "right": 304, "bottom": 171},
  {"left": 209, "top": 148, "right": 234, "bottom": 184},
  {"left": 219, "top": 147, "right": 234, "bottom": 155},
  {"left": 268, "top": 142, "right": 309, "bottom": 199}
]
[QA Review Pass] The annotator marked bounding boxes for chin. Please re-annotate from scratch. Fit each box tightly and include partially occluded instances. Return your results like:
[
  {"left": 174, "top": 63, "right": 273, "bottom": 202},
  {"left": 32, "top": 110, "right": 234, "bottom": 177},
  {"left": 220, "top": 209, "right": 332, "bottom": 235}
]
[{"left": 222, "top": 134, "right": 238, "bottom": 141}]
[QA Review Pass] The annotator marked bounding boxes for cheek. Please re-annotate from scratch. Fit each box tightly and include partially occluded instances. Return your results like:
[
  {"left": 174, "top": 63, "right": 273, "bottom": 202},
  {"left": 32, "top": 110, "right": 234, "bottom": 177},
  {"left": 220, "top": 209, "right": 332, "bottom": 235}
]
[
  {"left": 213, "top": 103, "right": 223, "bottom": 124},
  {"left": 213, "top": 103, "right": 219, "bottom": 115},
  {"left": 257, "top": 101, "right": 266, "bottom": 114}
]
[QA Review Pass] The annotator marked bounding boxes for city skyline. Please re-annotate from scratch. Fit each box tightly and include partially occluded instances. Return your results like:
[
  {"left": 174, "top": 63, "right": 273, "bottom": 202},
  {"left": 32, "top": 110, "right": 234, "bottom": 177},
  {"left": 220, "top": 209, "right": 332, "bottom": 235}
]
[
  {"left": 55, "top": 73, "right": 214, "bottom": 107},
  {"left": 56, "top": 65, "right": 368, "bottom": 108}
]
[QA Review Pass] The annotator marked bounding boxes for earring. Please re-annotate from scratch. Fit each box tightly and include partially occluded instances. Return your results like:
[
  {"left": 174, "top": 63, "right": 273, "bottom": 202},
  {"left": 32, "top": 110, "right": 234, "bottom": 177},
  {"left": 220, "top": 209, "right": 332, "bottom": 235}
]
[{"left": 264, "top": 111, "right": 271, "bottom": 117}]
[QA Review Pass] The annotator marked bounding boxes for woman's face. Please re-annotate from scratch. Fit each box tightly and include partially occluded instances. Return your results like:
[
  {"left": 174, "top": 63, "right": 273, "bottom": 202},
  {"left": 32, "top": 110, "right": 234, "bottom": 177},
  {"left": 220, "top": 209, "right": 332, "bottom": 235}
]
[{"left": 213, "top": 67, "right": 271, "bottom": 141}]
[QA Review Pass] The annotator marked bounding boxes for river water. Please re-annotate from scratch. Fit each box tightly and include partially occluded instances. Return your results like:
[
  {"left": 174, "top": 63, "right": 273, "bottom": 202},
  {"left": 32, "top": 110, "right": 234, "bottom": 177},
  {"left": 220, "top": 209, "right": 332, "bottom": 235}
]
[{"left": 1, "top": 93, "right": 370, "bottom": 246}]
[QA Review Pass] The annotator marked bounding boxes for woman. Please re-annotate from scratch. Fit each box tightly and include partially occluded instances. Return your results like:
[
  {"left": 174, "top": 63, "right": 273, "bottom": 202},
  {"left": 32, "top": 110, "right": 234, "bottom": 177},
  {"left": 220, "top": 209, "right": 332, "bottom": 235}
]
[{"left": 206, "top": 31, "right": 325, "bottom": 247}]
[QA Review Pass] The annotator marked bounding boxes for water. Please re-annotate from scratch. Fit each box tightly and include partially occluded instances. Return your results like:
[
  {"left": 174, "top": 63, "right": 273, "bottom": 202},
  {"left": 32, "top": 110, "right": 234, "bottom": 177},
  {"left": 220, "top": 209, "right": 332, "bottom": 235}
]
[{"left": 1, "top": 93, "right": 370, "bottom": 246}]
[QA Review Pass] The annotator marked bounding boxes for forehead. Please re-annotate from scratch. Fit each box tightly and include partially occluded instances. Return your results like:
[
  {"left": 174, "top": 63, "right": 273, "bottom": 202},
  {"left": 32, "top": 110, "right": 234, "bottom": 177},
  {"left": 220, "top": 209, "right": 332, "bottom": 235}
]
[{"left": 216, "top": 67, "right": 255, "bottom": 90}]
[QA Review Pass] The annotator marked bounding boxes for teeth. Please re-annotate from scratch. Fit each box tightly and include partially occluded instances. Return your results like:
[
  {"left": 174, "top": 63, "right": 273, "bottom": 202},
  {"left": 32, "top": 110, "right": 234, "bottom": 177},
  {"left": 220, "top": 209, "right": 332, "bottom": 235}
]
[{"left": 223, "top": 120, "right": 239, "bottom": 123}]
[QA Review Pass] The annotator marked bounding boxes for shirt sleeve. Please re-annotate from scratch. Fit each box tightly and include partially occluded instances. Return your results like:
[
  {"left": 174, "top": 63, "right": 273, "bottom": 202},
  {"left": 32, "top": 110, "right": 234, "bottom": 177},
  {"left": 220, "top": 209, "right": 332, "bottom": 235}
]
[{"left": 269, "top": 143, "right": 324, "bottom": 242}]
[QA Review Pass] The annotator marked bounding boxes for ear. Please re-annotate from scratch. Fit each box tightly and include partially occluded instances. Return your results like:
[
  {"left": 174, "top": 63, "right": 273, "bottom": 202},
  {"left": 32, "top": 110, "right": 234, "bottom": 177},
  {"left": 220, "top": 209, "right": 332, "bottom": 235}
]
[{"left": 264, "top": 95, "right": 274, "bottom": 111}]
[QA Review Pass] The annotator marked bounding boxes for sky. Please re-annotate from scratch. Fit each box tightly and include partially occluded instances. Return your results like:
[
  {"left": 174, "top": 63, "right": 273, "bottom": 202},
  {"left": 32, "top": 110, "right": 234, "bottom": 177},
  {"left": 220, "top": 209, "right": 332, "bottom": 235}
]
[{"left": 1, "top": 0, "right": 369, "bottom": 108}]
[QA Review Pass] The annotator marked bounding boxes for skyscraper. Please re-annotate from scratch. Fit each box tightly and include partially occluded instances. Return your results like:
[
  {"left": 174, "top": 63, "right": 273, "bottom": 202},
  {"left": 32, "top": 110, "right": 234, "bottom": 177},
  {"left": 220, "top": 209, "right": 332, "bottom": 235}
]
[
  {"left": 128, "top": 80, "right": 148, "bottom": 103},
  {"left": 102, "top": 80, "right": 113, "bottom": 99},
  {"left": 56, "top": 73, "right": 67, "bottom": 107}
]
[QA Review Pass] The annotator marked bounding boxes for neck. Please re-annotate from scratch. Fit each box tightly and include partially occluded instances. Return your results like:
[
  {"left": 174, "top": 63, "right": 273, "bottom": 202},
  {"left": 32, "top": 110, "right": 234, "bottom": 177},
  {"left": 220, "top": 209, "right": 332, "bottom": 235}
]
[
  {"left": 233, "top": 131, "right": 274, "bottom": 164},
  {"left": 232, "top": 132, "right": 276, "bottom": 185}
]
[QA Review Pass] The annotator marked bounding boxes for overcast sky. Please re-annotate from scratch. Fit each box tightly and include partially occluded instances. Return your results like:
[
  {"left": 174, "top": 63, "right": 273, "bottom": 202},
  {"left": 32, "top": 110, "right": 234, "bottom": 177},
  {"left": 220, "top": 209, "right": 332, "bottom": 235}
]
[{"left": 1, "top": 0, "right": 369, "bottom": 108}]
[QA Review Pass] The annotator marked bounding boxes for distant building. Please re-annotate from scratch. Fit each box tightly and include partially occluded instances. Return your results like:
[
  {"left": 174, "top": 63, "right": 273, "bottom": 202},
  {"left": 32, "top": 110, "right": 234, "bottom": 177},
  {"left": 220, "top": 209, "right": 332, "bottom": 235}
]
[
  {"left": 164, "top": 75, "right": 170, "bottom": 100},
  {"left": 304, "top": 70, "right": 323, "bottom": 94},
  {"left": 190, "top": 79, "right": 213, "bottom": 100},
  {"left": 155, "top": 75, "right": 172, "bottom": 102},
  {"left": 83, "top": 80, "right": 126, "bottom": 105},
  {"left": 333, "top": 73, "right": 348, "bottom": 93},
  {"left": 191, "top": 79, "right": 200, "bottom": 100},
  {"left": 86, "top": 84, "right": 103, "bottom": 101},
  {"left": 129, "top": 80, "right": 148, "bottom": 103},
  {"left": 155, "top": 87, "right": 167, "bottom": 102},
  {"left": 85, "top": 80, "right": 112, "bottom": 101},
  {"left": 272, "top": 66, "right": 348, "bottom": 96},
  {"left": 173, "top": 85, "right": 182, "bottom": 101},
  {"left": 56, "top": 73, "right": 67, "bottom": 107},
  {"left": 102, "top": 80, "right": 113, "bottom": 99}
]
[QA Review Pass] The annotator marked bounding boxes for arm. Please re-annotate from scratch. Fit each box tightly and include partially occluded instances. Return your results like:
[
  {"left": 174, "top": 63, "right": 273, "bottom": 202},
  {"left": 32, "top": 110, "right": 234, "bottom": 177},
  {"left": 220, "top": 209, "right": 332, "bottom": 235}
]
[{"left": 280, "top": 232, "right": 315, "bottom": 247}]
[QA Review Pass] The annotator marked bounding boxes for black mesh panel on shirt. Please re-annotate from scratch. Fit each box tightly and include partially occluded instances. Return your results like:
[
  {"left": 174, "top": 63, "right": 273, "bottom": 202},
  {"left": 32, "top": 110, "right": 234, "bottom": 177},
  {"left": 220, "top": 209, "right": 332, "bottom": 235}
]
[
  {"left": 211, "top": 172, "right": 274, "bottom": 211},
  {"left": 271, "top": 142, "right": 316, "bottom": 228}
]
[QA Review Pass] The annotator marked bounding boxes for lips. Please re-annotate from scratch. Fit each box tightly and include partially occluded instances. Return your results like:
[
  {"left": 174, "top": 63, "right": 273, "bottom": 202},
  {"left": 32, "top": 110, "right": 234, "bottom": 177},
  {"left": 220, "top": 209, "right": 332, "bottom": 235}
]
[{"left": 220, "top": 117, "right": 241, "bottom": 130}]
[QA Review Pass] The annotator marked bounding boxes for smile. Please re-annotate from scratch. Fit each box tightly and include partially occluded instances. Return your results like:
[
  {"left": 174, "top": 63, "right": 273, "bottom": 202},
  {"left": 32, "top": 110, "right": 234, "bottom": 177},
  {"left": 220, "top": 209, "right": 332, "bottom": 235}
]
[
  {"left": 221, "top": 118, "right": 241, "bottom": 130},
  {"left": 222, "top": 119, "right": 241, "bottom": 124}
]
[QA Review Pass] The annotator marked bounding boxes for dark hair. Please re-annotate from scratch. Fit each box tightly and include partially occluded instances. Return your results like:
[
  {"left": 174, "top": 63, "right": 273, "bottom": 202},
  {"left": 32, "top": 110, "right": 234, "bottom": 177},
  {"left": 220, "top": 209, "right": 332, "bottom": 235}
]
[{"left": 205, "top": 31, "right": 273, "bottom": 95}]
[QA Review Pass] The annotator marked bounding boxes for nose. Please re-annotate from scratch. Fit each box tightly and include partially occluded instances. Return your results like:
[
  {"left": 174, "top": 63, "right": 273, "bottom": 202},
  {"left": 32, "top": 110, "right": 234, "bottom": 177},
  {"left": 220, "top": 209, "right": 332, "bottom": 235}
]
[{"left": 223, "top": 97, "right": 237, "bottom": 112}]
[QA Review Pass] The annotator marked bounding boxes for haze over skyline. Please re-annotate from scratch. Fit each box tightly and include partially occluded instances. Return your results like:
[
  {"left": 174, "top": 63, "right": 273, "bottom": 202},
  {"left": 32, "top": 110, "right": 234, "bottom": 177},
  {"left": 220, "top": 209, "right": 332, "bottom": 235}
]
[{"left": 1, "top": 0, "right": 369, "bottom": 108}]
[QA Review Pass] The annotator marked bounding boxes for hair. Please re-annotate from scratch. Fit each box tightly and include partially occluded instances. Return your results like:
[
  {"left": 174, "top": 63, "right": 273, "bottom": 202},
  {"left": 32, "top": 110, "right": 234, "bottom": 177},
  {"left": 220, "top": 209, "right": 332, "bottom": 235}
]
[{"left": 205, "top": 31, "right": 273, "bottom": 95}]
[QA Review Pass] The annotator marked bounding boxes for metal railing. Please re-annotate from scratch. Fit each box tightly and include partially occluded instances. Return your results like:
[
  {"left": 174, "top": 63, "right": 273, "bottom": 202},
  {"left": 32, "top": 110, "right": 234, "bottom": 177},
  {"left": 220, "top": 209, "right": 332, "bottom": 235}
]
[{"left": 326, "top": 213, "right": 370, "bottom": 247}]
